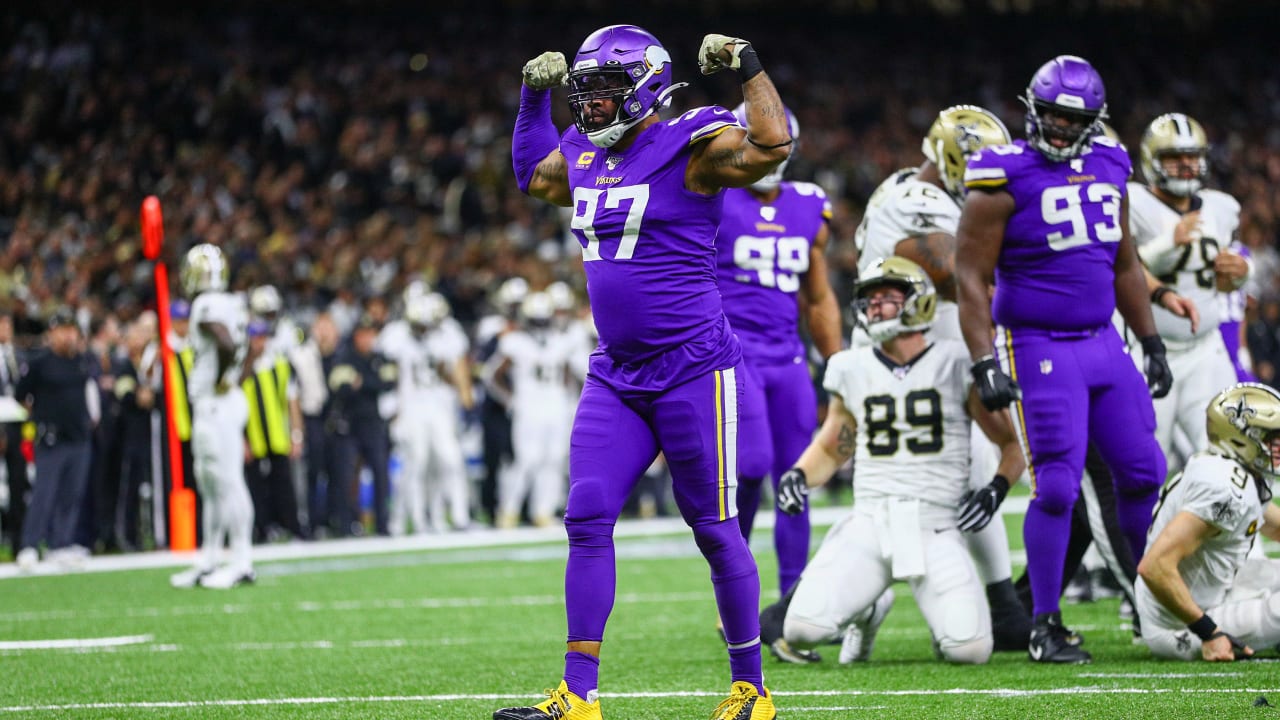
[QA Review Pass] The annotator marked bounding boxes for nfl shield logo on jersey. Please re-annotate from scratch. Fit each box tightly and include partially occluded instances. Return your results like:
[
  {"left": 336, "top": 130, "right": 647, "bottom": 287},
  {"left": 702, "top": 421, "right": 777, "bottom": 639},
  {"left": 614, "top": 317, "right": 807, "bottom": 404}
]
[
  {"left": 606, "top": 156, "right": 622, "bottom": 170},
  {"left": 760, "top": 206, "right": 777, "bottom": 222},
  {"left": 1040, "top": 359, "right": 1053, "bottom": 375}
]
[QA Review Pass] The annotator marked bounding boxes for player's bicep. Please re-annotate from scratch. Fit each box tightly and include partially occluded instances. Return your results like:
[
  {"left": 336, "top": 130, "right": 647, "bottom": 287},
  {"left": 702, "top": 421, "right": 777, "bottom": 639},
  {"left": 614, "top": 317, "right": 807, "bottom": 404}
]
[
  {"left": 527, "top": 149, "right": 572, "bottom": 207},
  {"left": 1147, "top": 510, "right": 1216, "bottom": 567},
  {"left": 689, "top": 126, "right": 785, "bottom": 191},
  {"left": 894, "top": 232, "right": 956, "bottom": 301},
  {"left": 955, "top": 190, "right": 1013, "bottom": 285}
]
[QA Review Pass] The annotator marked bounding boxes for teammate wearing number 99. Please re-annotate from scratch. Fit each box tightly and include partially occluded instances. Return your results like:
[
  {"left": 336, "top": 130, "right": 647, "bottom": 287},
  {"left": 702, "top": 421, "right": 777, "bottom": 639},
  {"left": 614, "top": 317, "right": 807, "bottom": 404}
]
[
  {"left": 504, "top": 24, "right": 792, "bottom": 720},
  {"left": 714, "top": 104, "right": 842, "bottom": 609},
  {"left": 955, "top": 55, "right": 1171, "bottom": 664},
  {"left": 771, "top": 258, "right": 1025, "bottom": 666}
]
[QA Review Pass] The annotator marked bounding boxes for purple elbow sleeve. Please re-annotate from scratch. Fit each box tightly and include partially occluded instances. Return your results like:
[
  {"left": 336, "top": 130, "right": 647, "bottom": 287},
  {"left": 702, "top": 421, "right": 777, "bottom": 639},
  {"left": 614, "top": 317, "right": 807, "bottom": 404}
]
[{"left": 512, "top": 86, "right": 559, "bottom": 194}]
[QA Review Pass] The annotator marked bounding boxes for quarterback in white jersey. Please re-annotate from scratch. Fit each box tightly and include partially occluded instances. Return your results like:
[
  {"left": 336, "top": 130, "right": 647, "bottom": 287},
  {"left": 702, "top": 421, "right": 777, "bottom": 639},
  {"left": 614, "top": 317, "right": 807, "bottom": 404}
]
[
  {"left": 1137, "top": 383, "right": 1280, "bottom": 661},
  {"left": 170, "top": 244, "right": 255, "bottom": 590},
  {"left": 1130, "top": 113, "right": 1250, "bottom": 470},
  {"left": 771, "top": 258, "right": 1025, "bottom": 664},
  {"left": 486, "top": 291, "right": 578, "bottom": 528},
  {"left": 380, "top": 292, "right": 473, "bottom": 533}
]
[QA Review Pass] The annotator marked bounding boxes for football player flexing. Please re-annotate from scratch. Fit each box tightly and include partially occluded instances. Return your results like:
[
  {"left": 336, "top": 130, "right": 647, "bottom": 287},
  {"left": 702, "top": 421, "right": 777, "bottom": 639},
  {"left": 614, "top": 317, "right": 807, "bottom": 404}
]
[
  {"left": 501, "top": 24, "right": 791, "bottom": 720},
  {"left": 956, "top": 55, "right": 1171, "bottom": 663},
  {"left": 169, "top": 244, "right": 254, "bottom": 590},
  {"left": 851, "top": 105, "right": 1033, "bottom": 651},
  {"left": 1130, "top": 113, "right": 1250, "bottom": 472},
  {"left": 1137, "top": 383, "right": 1280, "bottom": 661},
  {"left": 772, "top": 258, "right": 1025, "bottom": 665}
]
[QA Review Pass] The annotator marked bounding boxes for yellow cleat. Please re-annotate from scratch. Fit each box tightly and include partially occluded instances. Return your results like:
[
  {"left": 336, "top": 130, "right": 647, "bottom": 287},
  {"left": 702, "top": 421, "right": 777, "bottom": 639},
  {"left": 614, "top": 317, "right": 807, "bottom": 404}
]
[
  {"left": 493, "top": 681, "right": 602, "bottom": 720},
  {"left": 710, "top": 681, "right": 775, "bottom": 720}
]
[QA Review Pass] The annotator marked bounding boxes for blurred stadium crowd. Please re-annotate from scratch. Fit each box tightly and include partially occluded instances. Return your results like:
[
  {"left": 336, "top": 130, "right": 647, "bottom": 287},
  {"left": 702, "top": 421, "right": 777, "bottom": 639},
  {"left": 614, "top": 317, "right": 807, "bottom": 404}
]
[{"left": 3, "top": 1, "right": 1280, "bottom": 556}]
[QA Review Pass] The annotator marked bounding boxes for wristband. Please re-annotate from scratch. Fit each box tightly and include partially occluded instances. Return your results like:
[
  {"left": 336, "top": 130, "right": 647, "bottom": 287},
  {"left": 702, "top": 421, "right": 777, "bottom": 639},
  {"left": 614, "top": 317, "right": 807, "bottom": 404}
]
[
  {"left": 1188, "top": 613, "right": 1217, "bottom": 641},
  {"left": 736, "top": 45, "right": 764, "bottom": 81},
  {"left": 1150, "top": 286, "right": 1173, "bottom": 306}
]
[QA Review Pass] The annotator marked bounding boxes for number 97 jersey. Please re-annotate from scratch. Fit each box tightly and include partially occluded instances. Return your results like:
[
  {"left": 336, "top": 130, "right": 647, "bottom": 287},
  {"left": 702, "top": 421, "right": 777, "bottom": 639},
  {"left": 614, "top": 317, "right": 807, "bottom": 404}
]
[{"left": 823, "top": 339, "right": 974, "bottom": 508}]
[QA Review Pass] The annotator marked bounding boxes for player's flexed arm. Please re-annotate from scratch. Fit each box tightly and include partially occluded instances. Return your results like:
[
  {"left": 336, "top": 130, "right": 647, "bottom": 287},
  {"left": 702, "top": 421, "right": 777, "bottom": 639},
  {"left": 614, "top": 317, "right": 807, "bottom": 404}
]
[
  {"left": 776, "top": 392, "right": 856, "bottom": 514},
  {"left": 687, "top": 35, "right": 792, "bottom": 194},
  {"left": 513, "top": 51, "right": 573, "bottom": 207},
  {"left": 1113, "top": 196, "right": 1173, "bottom": 398}
]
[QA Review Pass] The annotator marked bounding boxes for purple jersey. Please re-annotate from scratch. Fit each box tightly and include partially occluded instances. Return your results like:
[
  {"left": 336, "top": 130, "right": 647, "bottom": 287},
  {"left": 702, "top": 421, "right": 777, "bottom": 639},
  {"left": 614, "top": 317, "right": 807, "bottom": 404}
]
[
  {"left": 715, "top": 183, "right": 832, "bottom": 363},
  {"left": 965, "top": 137, "right": 1132, "bottom": 331},
  {"left": 562, "top": 106, "right": 742, "bottom": 391}
]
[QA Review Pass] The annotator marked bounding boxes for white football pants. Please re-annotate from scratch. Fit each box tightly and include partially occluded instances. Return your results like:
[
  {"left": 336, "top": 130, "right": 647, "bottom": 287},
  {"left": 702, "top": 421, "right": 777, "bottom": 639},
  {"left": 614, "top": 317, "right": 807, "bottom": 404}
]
[
  {"left": 499, "top": 403, "right": 570, "bottom": 522},
  {"left": 1144, "top": 558, "right": 1280, "bottom": 660},
  {"left": 1150, "top": 333, "right": 1236, "bottom": 474},
  {"left": 392, "top": 406, "right": 469, "bottom": 534},
  {"left": 784, "top": 503, "right": 993, "bottom": 663},
  {"left": 191, "top": 393, "right": 253, "bottom": 573}
]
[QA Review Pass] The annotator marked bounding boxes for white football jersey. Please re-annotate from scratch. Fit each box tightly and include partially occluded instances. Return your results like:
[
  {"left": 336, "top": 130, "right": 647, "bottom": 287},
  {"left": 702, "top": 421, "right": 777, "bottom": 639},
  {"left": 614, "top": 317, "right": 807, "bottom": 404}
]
[
  {"left": 854, "top": 169, "right": 963, "bottom": 341},
  {"left": 1135, "top": 451, "right": 1264, "bottom": 630},
  {"left": 188, "top": 291, "right": 248, "bottom": 405},
  {"left": 1129, "top": 185, "right": 1242, "bottom": 342},
  {"left": 824, "top": 339, "right": 972, "bottom": 509},
  {"left": 496, "top": 329, "right": 577, "bottom": 411},
  {"left": 379, "top": 321, "right": 434, "bottom": 403}
]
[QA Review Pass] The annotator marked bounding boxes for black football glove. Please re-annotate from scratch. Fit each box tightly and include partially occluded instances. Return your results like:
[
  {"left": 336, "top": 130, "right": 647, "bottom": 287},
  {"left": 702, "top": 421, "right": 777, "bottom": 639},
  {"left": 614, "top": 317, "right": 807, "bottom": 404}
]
[
  {"left": 957, "top": 475, "right": 1011, "bottom": 533},
  {"left": 1140, "top": 335, "right": 1173, "bottom": 399},
  {"left": 776, "top": 467, "right": 809, "bottom": 516},
  {"left": 970, "top": 356, "right": 1021, "bottom": 411}
]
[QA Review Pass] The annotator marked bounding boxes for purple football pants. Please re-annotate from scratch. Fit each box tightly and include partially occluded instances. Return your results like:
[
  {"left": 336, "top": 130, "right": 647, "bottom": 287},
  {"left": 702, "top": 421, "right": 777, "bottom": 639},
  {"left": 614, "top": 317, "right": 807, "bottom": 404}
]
[
  {"left": 996, "top": 325, "right": 1165, "bottom": 617},
  {"left": 564, "top": 364, "right": 763, "bottom": 690},
  {"left": 736, "top": 358, "right": 817, "bottom": 596}
]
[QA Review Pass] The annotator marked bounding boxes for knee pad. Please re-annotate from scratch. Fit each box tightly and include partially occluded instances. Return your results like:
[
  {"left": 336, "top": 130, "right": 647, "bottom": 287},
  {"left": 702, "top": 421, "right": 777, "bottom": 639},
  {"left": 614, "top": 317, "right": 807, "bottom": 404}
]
[
  {"left": 784, "top": 615, "right": 838, "bottom": 649},
  {"left": 692, "top": 520, "right": 753, "bottom": 580},
  {"left": 563, "top": 477, "right": 610, "bottom": 523},
  {"left": 940, "top": 636, "right": 992, "bottom": 665},
  {"left": 1028, "top": 465, "right": 1080, "bottom": 516}
]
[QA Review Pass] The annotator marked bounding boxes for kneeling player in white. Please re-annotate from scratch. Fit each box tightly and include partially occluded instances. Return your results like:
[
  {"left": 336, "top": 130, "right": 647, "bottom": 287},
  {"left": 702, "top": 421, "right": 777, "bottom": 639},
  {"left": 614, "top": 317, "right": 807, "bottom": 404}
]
[
  {"left": 170, "top": 244, "right": 254, "bottom": 589},
  {"left": 772, "top": 258, "right": 1025, "bottom": 664},
  {"left": 1137, "top": 382, "right": 1280, "bottom": 661}
]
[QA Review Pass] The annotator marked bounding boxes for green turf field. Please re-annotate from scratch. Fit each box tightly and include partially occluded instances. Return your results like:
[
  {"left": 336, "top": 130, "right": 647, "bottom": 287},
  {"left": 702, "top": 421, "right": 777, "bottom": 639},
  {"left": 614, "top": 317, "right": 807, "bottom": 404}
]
[{"left": 1, "top": 515, "right": 1277, "bottom": 720}]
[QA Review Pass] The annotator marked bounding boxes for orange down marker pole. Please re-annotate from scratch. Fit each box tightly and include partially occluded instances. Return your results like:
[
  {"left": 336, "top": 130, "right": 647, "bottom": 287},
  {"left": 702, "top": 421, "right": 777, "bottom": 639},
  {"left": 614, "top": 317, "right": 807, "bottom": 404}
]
[{"left": 142, "top": 196, "right": 196, "bottom": 551}]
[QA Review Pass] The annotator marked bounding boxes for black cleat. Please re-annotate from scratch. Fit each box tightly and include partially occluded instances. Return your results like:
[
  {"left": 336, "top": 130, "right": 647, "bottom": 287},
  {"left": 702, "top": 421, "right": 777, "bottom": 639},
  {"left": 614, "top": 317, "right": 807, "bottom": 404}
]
[
  {"left": 768, "top": 638, "right": 821, "bottom": 664},
  {"left": 1029, "top": 612, "right": 1092, "bottom": 664}
]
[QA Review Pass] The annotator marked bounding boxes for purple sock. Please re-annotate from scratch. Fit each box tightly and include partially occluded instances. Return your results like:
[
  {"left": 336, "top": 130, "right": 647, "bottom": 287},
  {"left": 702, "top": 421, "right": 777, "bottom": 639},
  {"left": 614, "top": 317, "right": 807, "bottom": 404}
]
[
  {"left": 693, "top": 519, "right": 764, "bottom": 694},
  {"left": 563, "top": 651, "right": 600, "bottom": 700},
  {"left": 565, "top": 519, "right": 616, "bottom": 642},
  {"left": 772, "top": 501, "right": 809, "bottom": 596},
  {"left": 1024, "top": 500, "right": 1071, "bottom": 617}
]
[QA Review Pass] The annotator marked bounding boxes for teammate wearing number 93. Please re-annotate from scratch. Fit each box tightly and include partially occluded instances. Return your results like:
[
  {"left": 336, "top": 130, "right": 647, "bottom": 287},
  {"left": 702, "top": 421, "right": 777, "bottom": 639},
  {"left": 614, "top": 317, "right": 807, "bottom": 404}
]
[
  {"left": 504, "top": 24, "right": 792, "bottom": 720},
  {"left": 955, "top": 54, "right": 1171, "bottom": 663}
]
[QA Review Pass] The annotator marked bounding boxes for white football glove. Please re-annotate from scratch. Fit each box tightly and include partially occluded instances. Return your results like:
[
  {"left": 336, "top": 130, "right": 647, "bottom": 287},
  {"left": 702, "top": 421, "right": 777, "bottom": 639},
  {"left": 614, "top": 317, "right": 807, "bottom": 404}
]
[
  {"left": 522, "top": 51, "right": 568, "bottom": 90},
  {"left": 698, "top": 34, "right": 751, "bottom": 76}
]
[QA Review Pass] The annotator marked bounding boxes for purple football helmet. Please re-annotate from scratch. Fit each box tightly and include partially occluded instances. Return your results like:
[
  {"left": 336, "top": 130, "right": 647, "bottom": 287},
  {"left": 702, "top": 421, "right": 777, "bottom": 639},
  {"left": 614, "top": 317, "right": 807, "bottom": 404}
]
[
  {"left": 732, "top": 102, "right": 800, "bottom": 191},
  {"left": 1021, "top": 55, "right": 1108, "bottom": 162},
  {"left": 567, "top": 25, "right": 685, "bottom": 149}
]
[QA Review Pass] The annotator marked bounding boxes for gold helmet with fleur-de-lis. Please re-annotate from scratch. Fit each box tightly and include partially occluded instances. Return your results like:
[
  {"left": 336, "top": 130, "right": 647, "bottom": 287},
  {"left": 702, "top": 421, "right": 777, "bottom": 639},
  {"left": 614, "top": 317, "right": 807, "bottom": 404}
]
[
  {"left": 922, "top": 105, "right": 1012, "bottom": 198},
  {"left": 1206, "top": 383, "right": 1280, "bottom": 489},
  {"left": 1140, "top": 113, "right": 1209, "bottom": 197},
  {"left": 180, "top": 244, "right": 229, "bottom": 297},
  {"left": 854, "top": 256, "right": 937, "bottom": 343}
]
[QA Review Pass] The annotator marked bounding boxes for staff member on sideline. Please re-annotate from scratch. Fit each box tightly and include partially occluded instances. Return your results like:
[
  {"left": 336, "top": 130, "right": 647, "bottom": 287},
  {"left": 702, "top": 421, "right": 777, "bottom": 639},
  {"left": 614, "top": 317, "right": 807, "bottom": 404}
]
[{"left": 14, "top": 309, "right": 96, "bottom": 571}]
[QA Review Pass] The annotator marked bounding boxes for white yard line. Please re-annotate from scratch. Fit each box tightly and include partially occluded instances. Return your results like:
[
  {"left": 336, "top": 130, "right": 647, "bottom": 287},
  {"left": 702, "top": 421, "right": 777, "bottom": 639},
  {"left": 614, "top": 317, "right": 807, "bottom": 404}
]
[
  {"left": 3, "top": 687, "right": 1280, "bottom": 713},
  {"left": 1078, "top": 672, "right": 1244, "bottom": 678},
  {"left": 0, "top": 634, "right": 153, "bottom": 650}
]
